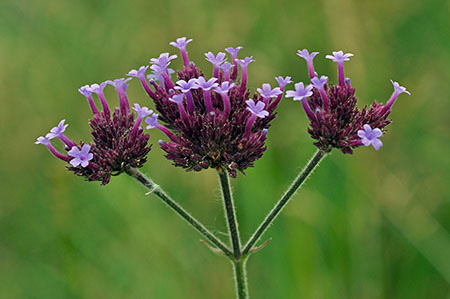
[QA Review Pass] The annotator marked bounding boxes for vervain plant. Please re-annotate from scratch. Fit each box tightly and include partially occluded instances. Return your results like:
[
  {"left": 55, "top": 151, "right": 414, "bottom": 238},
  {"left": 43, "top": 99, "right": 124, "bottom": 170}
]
[{"left": 35, "top": 37, "right": 409, "bottom": 298}]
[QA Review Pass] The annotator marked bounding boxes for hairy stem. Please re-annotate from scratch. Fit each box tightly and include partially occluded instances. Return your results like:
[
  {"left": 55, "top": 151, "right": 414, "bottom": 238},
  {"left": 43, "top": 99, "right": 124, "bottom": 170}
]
[
  {"left": 233, "top": 259, "right": 248, "bottom": 299},
  {"left": 125, "top": 167, "right": 233, "bottom": 258},
  {"left": 242, "top": 149, "right": 326, "bottom": 256},
  {"left": 218, "top": 170, "right": 242, "bottom": 259}
]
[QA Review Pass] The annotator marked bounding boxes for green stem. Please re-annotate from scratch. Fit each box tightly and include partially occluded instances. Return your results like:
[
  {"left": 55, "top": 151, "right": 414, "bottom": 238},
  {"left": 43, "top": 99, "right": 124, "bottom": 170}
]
[
  {"left": 242, "top": 149, "right": 327, "bottom": 256},
  {"left": 125, "top": 167, "right": 233, "bottom": 258},
  {"left": 232, "top": 259, "right": 248, "bottom": 299},
  {"left": 218, "top": 170, "right": 242, "bottom": 259}
]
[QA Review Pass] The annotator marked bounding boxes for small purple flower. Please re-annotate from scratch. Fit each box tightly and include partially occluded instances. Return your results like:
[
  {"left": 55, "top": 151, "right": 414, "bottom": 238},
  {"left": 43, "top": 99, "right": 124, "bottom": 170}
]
[
  {"left": 35, "top": 136, "right": 51, "bottom": 145},
  {"left": 78, "top": 85, "right": 92, "bottom": 98},
  {"left": 169, "top": 94, "right": 185, "bottom": 104},
  {"left": 297, "top": 49, "right": 319, "bottom": 78},
  {"left": 237, "top": 56, "right": 255, "bottom": 68},
  {"left": 225, "top": 47, "right": 243, "bottom": 59},
  {"left": 107, "top": 78, "right": 132, "bottom": 92},
  {"left": 195, "top": 76, "right": 219, "bottom": 91},
  {"left": 68, "top": 144, "right": 94, "bottom": 168},
  {"left": 246, "top": 99, "right": 269, "bottom": 118},
  {"left": 127, "top": 65, "right": 149, "bottom": 79},
  {"left": 286, "top": 83, "right": 313, "bottom": 101},
  {"left": 297, "top": 49, "right": 319, "bottom": 61},
  {"left": 257, "top": 83, "right": 282, "bottom": 99},
  {"left": 325, "top": 51, "right": 354, "bottom": 62},
  {"left": 220, "top": 62, "right": 233, "bottom": 73},
  {"left": 357, "top": 124, "right": 383, "bottom": 150},
  {"left": 88, "top": 81, "right": 108, "bottom": 94},
  {"left": 46, "top": 119, "right": 68, "bottom": 139},
  {"left": 169, "top": 37, "right": 193, "bottom": 50},
  {"left": 145, "top": 114, "right": 160, "bottom": 129},
  {"left": 205, "top": 52, "right": 227, "bottom": 66},
  {"left": 150, "top": 53, "right": 178, "bottom": 68},
  {"left": 175, "top": 79, "right": 199, "bottom": 92},
  {"left": 132, "top": 104, "right": 153, "bottom": 118},
  {"left": 311, "top": 76, "right": 328, "bottom": 90},
  {"left": 275, "top": 76, "right": 293, "bottom": 90},
  {"left": 215, "top": 82, "right": 236, "bottom": 95},
  {"left": 391, "top": 80, "right": 411, "bottom": 95}
]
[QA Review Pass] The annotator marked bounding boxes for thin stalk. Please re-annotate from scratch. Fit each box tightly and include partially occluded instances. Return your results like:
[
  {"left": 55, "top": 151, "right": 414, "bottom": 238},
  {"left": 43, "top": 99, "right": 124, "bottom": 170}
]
[
  {"left": 217, "top": 170, "right": 242, "bottom": 259},
  {"left": 242, "top": 149, "right": 326, "bottom": 256},
  {"left": 232, "top": 259, "right": 248, "bottom": 299},
  {"left": 125, "top": 167, "right": 233, "bottom": 258}
]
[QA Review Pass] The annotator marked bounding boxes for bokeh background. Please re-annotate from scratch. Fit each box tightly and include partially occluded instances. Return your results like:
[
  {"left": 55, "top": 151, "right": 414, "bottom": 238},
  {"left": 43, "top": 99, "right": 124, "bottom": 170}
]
[{"left": 1, "top": 0, "right": 449, "bottom": 298}]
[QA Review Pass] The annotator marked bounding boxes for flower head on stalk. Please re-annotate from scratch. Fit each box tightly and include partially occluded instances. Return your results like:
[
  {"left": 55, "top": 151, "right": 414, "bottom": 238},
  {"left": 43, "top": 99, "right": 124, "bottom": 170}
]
[
  {"left": 35, "top": 79, "right": 152, "bottom": 185},
  {"left": 288, "top": 49, "right": 410, "bottom": 153},
  {"left": 129, "top": 38, "right": 280, "bottom": 177}
]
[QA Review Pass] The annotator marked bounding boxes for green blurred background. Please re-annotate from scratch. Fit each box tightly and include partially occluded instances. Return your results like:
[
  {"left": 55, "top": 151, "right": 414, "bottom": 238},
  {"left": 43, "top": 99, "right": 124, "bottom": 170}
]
[{"left": 1, "top": 0, "right": 449, "bottom": 298}]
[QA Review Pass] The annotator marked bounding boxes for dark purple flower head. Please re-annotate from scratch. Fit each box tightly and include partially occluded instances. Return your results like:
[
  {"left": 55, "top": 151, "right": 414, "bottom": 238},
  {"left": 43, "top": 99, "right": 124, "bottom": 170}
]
[
  {"left": 130, "top": 39, "right": 279, "bottom": 177},
  {"left": 290, "top": 50, "right": 410, "bottom": 154},
  {"left": 257, "top": 83, "right": 282, "bottom": 99},
  {"left": 36, "top": 80, "right": 152, "bottom": 185}
]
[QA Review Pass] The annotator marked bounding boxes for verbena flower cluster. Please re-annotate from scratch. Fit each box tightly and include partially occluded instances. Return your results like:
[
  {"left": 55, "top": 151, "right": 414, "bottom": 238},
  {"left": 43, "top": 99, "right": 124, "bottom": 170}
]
[
  {"left": 288, "top": 50, "right": 409, "bottom": 153},
  {"left": 36, "top": 37, "right": 410, "bottom": 184},
  {"left": 35, "top": 80, "right": 152, "bottom": 185},
  {"left": 127, "top": 37, "right": 290, "bottom": 177}
]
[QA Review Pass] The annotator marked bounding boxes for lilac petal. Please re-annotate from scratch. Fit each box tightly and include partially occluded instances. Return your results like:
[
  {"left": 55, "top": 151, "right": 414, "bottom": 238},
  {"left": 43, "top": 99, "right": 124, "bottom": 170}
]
[
  {"left": 357, "top": 130, "right": 366, "bottom": 139},
  {"left": 372, "top": 128, "right": 383, "bottom": 138},
  {"left": 372, "top": 139, "right": 383, "bottom": 150},
  {"left": 363, "top": 124, "right": 372, "bottom": 132}
]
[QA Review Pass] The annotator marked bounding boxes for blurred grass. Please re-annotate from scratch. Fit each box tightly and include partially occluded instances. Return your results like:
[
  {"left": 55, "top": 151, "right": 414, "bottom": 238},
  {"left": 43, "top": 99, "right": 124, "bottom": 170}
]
[{"left": 0, "top": 0, "right": 449, "bottom": 298}]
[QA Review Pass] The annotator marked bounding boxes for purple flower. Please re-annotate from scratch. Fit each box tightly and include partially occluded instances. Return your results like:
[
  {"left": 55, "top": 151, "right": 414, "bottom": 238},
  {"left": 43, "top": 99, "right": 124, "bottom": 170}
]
[
  {"left": 107, "top": 78, "right": 132, "bottom": 92},
  {"left": 237, "top": 56, "right": 255, "bottom": 68},
  {"left": 357, "top": 124, "right": 383, "bottom": 150},
  {"left": 47, "top": 119, "right": 68, "bottom": 139},
  {"left": 246, "top": 99, "right": 269, "bottom": 118},
  {"left": 286, "top": 83, "right": 313, "bottom": 101},
  {"left": 215, "top": 82, "right": 236, "bottom": 95},
  {"left": 169, "top": 37, "right": 193, "bottom": 50},
  {"left": 325, "top": 51, "right": 354, "bottom": 62},
  {"left": 205, "top": 52, "right": 227, "bottom": 66},
  {"left": 88, "top": 81, "right": 108, "bottom": 94},
  {"left": 169, "top": 94, "right": 185, "bottom": 104},
  {"left": 195, "top": 76, "right": 218, "bottom": 91},
  {"left": 391, "top": 80, "right": 411, "bottom": 95},
  {"left": 220, "top": 62, "right": 233, "bottom": 72},
  {"left": 297, "top": 49, "right": 319, "bottom": 78},
  {"left": 311, "top": 76, "right": 328, "bottom": 90},
  {"left": 150, "top": 53, "right": 178, "bottom": 68},
  {"left": 145, "top": 114, "right": 160, "bottom": 129},
  {"left": 132, "top": 103, "right": 153, "bottom": 118},
  {"left": 225, "top": 47, "right": 243, "bottom": 59},
  {"left": 35, "top": 136, "right": 51, "bottom": 145},
  {"left": 78, "top": 85, "right": 92, "bottom": 97},
  {"left": 297, "top": 49, "right": 319, "bottom": 61},
  {"left": 275, "top": 76, "right": 293, "bottom": 89},
  {"left": 175, "top": 79, "right": 199, "bottom": 93},
  {"left": 127, "top": 65, "right": 149, "bottom": 79},
  {"left": 257, "top": 83, "right": 282, "bottom": 99},
  {"left": 68, "top": 144, "right": 94, "bottom": 168}
]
